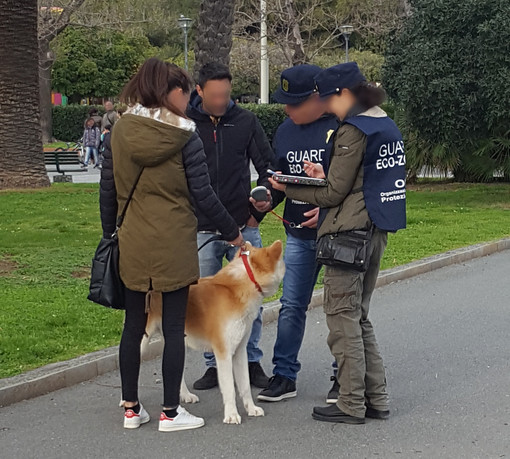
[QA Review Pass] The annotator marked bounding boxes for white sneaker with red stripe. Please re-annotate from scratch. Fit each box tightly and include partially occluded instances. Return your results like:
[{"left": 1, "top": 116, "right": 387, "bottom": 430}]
[
  {"left": 123, "top": 403, "right": 150, "bottom": 429},
  {"left": 158, "top": 406, "right": 205, "bottom": 432}
]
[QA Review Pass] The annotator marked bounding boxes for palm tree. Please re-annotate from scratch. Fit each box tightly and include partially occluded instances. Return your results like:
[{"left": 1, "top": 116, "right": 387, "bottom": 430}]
[
  {"left": 0, "top": 0, "right": 49, "bottom": 189},
  {"left": 193, "top": 0, "right": 235, "bottom": 76}
]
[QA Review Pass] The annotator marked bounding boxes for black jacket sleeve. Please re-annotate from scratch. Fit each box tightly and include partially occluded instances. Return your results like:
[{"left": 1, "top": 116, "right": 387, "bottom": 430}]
[
  {"left": 99, "top": 132, "right": 118, "bottom": 238},
  {"left": 247, "top": 116, "right": 275, "bottom": 222},
  {"left": 267, "top": 133, "right": 286, "bottom": 210},
  {"left": 182, "top": 132, "right": 240, "bottom": 241}
]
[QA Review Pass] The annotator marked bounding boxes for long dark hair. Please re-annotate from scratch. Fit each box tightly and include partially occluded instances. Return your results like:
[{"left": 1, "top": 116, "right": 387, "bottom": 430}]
[
  {"left": 350, "top": 81, "right": 387, "bottom": 110},
  {"left": 120, "top": 57, "right": 193, "bottom": 118}
]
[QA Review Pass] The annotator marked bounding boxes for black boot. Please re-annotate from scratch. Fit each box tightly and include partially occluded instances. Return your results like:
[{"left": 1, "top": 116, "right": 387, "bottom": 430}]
[
  {"left": 249, "top": 362, "right": 269, "bottom": 388},
  {"left": 312, "top": 404, "right": 365, "bottom": 424},
  {"left": 193, "top": 367, "right": 218, "bottom": 390},
  {"left": 365, "top": 404, "right": 390, "bottom": 420}
]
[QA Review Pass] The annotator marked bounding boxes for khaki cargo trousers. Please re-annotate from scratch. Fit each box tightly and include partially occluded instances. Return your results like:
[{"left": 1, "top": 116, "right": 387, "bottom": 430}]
[{"left": 323, "top": 228, "right": 389, "bottom": 418}]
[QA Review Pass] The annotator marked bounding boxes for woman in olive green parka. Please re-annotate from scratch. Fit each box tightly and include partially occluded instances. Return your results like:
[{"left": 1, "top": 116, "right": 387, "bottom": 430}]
[{"left": 102, "top": 58, "right": 243, "bottom": 432}]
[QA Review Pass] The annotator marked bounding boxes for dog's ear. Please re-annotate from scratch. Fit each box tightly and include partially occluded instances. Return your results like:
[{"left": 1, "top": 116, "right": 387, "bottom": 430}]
[{"left": 268, "top": 240, "right": 283, "bottom": 259}]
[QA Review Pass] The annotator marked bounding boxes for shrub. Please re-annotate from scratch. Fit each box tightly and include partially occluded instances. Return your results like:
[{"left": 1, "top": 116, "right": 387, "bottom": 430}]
[
  {"left": 383, "top": 0, "right": 510, "bottom": 182},
  {"left": 53, "top": 103, "right": 288, "bottom": 143},
  {"left": 52, "top": 105, "right": 104, "bottom": 141},
  {"left": 239, "top": 103, "right": 287, "bottom": 143}
]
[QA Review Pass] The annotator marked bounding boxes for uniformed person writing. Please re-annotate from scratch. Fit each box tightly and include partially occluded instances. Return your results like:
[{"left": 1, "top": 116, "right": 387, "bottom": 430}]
[{"left": 269, "top": 62, "right": 406, "bottom": 424}]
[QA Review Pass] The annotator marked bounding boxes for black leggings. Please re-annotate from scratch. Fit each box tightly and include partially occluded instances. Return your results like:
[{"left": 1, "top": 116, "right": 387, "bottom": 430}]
[{"left": 119, "top": 286, "right": 189, "bottom": 408}]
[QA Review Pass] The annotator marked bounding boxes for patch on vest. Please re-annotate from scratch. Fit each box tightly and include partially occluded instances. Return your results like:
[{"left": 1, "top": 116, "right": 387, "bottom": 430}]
[
  {"left": 376, "top": 140, "right": 406, "bottom": 170},
  {"left": 326, "top": 129, "right": 335, "bottom": 143}
]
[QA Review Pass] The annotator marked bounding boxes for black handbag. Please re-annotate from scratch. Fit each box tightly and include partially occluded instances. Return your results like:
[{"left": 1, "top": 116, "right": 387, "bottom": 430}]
[
  {"left": 316, "top": 227, "right": 374, "bottom": 272},
  {"left": 87, "top": 168, "right": 144, "bottom": 309}
]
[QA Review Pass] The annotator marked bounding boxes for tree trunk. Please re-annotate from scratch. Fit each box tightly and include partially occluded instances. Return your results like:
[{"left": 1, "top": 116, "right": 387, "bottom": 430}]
[
  {"left": 39, "top": 39, "right": 54, "bottom": 145},
  {"left": 0, "top": 0, "right": 49, "bottom": 189},
  {"left": 193, "top": 0, "right": 235, "bottom": 78}
]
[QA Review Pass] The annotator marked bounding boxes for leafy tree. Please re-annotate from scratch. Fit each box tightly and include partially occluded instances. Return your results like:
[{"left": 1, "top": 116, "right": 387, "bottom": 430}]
[
  {"left": 383, "top": 0, "right": 510, "bottom": 181},
  {"left": 51, "top": 27, "right": 155, "bottom": 101},
  {"left": 38, "top": 0, "right": 87, "bottom": 143},
  {"left": 38, "top": 0, "right": 199, "bottom": 142}
]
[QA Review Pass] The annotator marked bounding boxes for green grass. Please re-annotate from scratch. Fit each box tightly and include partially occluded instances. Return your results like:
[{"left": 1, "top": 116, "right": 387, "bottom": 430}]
[{"left": 1, "top": 182, "right": 509, "bottom": 379}]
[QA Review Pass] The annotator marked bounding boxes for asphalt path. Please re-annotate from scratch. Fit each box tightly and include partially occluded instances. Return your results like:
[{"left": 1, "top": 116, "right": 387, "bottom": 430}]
[{"left": 1, "top": 251, "right": 509, "bottom": 458}]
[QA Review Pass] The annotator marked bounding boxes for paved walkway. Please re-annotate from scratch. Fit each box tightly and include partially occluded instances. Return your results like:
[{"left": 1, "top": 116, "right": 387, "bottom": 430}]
[{"left": 1, "top": 251, "right": 509, "bottom": 458}]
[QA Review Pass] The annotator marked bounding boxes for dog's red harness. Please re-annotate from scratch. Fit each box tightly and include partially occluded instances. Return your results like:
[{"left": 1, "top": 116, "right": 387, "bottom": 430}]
[{"left": 240, "top": 249, "right": 263, "bottom": 294}]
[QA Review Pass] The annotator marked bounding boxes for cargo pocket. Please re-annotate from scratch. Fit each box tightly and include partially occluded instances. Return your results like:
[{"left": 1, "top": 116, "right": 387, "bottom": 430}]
[{"left": 323, "top": 267, "right": 362, "bottom": 315}]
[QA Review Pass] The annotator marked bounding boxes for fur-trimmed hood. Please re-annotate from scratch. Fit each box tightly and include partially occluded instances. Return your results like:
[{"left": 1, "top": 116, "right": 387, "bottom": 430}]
[{"left": 116, "top": 104, "right": 195, "bottom": 168}]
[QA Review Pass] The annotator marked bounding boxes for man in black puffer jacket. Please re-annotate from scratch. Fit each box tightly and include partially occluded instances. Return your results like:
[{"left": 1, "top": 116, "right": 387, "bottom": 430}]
[{"left": 187, "top": 63, "right": 274, "bottom": 391}]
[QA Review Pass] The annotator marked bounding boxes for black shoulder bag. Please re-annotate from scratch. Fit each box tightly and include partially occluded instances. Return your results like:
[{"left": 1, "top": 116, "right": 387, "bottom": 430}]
[
  {"left": 316, "top": 226, "right": 373, "bottom": 272},
  {"left": 88, "top": 168, "right": 144, "bottom": 309}
]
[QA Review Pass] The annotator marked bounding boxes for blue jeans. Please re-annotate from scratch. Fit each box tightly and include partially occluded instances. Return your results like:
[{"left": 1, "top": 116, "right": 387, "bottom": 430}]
[
  {"left": 197, "top": 225, "right": 264, "bottom": 368},
  {"left": 84, "top": 146, "right": 99, "bottom": 166},
  {"left": 272, "top": 234, "right": 322, "bottom": 381}
]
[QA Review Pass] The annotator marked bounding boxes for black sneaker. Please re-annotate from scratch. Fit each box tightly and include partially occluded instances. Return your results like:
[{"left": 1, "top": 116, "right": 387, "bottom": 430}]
[
  {"left": 193, "top": 367, "right": 218, "bottom": 390},
  {"left": 312, "top": 404, "right": 365, "bottom": 424},
  {"left": 365, "top": 405, "right": 390, "bottom": 420},
  {"left": 249, "top": 362, "right": 269, "bottom": 388},
  {"left": 326, "top": 375, "right": 340, "bottom": 404},
  {"left": 257, "top": 375, "right": 297, "bottom": 402}
]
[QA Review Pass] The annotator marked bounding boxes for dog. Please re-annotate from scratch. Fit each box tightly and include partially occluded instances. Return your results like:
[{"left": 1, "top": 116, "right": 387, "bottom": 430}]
[{"left": 141, "top": 240, "right": 285, "bottom": 424}]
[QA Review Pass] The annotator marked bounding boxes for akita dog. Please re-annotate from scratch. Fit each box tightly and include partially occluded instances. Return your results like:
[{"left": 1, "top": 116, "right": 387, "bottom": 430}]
[{"left": 142, "top": 240, "right": 285, "bottom": 424}]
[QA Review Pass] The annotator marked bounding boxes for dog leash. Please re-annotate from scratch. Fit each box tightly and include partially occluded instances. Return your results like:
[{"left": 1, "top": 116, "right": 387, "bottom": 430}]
[
  {"left": 269, "top": 210, "right": 303, "bottom": 229},
  {"left": 197, "top": 234, "right": 223, "bottom": 252},
  {"left": 240, "top": 248, "right": 263, "bottom": 294}
]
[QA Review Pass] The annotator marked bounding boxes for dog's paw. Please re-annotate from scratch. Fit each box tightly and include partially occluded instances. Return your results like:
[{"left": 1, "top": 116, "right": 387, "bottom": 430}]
[
  {"left": 247, "top": 406, "right": 265, "bottom": 417},
  {"left": 180, "top": 392, "right": 199, "bottom": 404},
  {"left": 223, "top": 412, "right": 242, "bottom": 424}
]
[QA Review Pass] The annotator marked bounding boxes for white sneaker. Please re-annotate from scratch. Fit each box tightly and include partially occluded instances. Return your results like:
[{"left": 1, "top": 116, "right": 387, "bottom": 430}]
[
  {"left": 123, "top": 403, "right": 150, "bottom": 429},
  {"left": 158, "top": 406, "right": 205, "bottom": 432}
]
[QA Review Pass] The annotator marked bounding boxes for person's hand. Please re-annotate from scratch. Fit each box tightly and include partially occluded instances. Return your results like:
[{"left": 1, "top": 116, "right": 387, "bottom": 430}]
[
  {"left": 303, "top": 160, "right": 326, "bottom": 179},
  {"left": 246, "top": 215, "right": 259, "bottom": 228},
  {"left": 268, "top": 173, "right": 286, "bottom": 192},
  {"left": 228, "top": 231, "right": 245, "bottom": 247},
  {"left": 301, "top": 207, "right": 320, "bottom": 228},
  {"left": 249, "top": 189, "right": 272, "bottom": 213}
]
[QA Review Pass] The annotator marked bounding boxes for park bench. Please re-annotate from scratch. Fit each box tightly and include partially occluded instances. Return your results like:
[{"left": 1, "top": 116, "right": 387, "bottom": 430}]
[
  {"left": 44, "top": 149, "right": 87, "bottom": 183},
  {"left": 44, "top": 150, "right": 86, "bottom": 174}
]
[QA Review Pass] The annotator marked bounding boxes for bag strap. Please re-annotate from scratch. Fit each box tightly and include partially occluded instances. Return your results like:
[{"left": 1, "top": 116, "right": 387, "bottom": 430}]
[{"left": 115, "top": 168, "right": 144, "bottom": 231}]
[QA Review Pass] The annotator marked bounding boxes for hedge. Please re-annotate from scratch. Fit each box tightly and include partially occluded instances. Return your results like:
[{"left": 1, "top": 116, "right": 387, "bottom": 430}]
[
  {"left": 52, "top": 103, "right": 287, "bottom": 143},
  {"left": 238, "top": 103, "right": 287, "bottom": 143},
  {"left": 52, "top": 105, "right": 105, "bottom": 141},
  {"left": 52, "top": 102, "right": 394, "bottom": 143}
]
